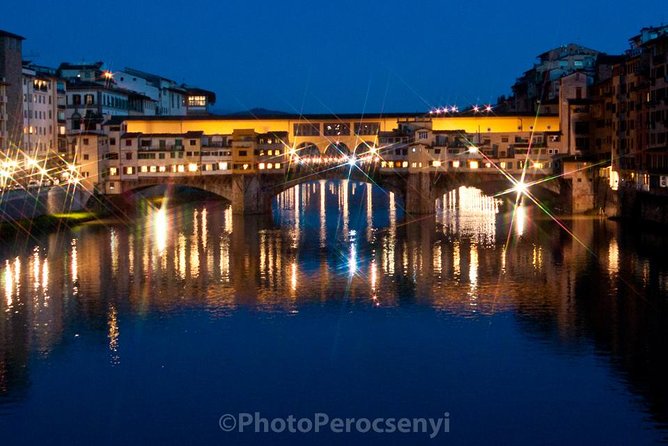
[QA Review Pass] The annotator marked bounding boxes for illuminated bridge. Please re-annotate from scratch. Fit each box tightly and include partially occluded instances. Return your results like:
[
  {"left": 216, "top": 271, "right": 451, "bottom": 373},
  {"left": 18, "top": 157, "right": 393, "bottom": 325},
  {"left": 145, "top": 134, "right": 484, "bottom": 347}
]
[{"left": 76, "top": 112, "right": 588, "bottom": 214}]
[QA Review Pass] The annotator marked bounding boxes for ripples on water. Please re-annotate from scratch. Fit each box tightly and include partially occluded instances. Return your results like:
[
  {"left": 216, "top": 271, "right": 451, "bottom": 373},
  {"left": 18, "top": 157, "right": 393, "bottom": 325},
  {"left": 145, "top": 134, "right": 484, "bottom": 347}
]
[{"left": 0, "top": 180, "right": 668, "bottom": 444}]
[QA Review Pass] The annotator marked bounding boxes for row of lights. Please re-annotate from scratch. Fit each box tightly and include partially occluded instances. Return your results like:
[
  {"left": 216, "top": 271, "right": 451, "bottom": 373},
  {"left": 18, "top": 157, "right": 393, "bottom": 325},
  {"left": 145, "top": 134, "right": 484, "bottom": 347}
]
[{"left": 429, "top": 105, "right": 494, "bottom": 114}]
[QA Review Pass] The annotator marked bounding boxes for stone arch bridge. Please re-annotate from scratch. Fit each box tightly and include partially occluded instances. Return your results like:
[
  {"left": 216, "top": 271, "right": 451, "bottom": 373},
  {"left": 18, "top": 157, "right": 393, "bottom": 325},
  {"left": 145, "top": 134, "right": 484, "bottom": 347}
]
[{"left": 117, "top": 166, "right": 564, "bottom": 215}]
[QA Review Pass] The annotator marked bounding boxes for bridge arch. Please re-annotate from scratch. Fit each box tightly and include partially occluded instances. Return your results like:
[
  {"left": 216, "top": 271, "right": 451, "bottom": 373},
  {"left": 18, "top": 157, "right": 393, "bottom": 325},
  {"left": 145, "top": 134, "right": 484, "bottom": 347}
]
[
  {"left": 324, "top": 142, "right": 350, "bottom": 158},
  {"left": 295, "top": 142, "right": 321, "bottom": 158},
  {"left": 119, "top": 177, "right": 234, "bottom": 204},
  {"left": 355, "top": 142, "right": 376, "bottom": 156}
]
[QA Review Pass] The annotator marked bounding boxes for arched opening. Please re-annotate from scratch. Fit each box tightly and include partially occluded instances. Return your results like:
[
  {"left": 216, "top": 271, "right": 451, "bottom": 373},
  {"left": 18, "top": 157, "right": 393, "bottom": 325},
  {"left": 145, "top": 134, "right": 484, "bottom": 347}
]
[
  {"left": 294, "top": 142, "right": 320, "bottom": 159},
  {"left": 324, "top": 142, "right": 350, "bottom": 159},
  {"left": 273, "top": 179, "right": 405, "bottom": 249},
  {"left": 355, "top": 142, "right": 376, "bottom": 156},
  {"left": 122, "top": 183, "right": 231, "bottom": 208}
]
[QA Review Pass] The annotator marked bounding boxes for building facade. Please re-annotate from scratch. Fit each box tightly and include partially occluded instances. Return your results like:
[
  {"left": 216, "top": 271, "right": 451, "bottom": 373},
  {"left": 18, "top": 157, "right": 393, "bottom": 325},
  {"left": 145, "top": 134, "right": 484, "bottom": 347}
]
[{"left": 0, "top": 29, "right": 24, "bottom": 154}]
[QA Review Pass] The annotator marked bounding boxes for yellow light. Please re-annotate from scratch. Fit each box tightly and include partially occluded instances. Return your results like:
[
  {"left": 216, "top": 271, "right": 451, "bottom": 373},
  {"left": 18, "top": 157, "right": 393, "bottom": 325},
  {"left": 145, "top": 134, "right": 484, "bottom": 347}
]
[
  {"left": 432, "top": 160, "right": 441, "bottom": 167},
  {"left": 219, "top": 162, "right": 228, "bottom": 170},
  {"left": 274, "top": 163, "right": 281, "bottom": 169},
  {"left": 470, "top": 161, "right": 479, "bottom": 169},
  {"left": 188, "top": 163, "right": 198, "bottom": 172},
  {"left": 452, "top": 161, "right": 460, "bottom": 168},
  {"left": 177, "top": 164, "right": 185, "bottom": 173},
  {"left": 513, "top": 181, "right": 528, "bottom": 195},
  {"left": 402, "top": 161, "right": 408, "bottom": 168},
  {"left": 259, "top": 163, "right": 265, "bottom": 170},
  {"left": 500, "top": 162, "right": 506, "bottom": 168},
  {"left": 289, "top": 147, "right": 296, "bottom": 156},
  {"left": 68, "top": 164, "right": 77, "bottom": 172},
  {"left": 532, "top": 162, "right": 543, "bottom": 169},
  {"left": 468, "top": 146, "right": 478, "bottom": 154},
  {"left": 267, "top": 163, "right": 273, "bottom": 169},
  {"left": 103, "top": 71, "right": 114, "bottom": 80}
]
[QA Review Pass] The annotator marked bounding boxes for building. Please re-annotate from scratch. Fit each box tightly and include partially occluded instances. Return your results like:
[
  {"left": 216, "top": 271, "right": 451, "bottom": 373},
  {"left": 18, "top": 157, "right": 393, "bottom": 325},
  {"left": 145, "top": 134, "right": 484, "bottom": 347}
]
[
  {"left": 22, "top": 62, "right": 67, "bottom": 164},
  {"left": 114, "top": 67, "right": 186, "bottom": 116},
  {"left": 184, "top": 87, "right": 216, "bottom": 115},
  {"left": 0, "top": 29, "right": 24, "bottom": 154},
  {"left": 511, "top": 44, "right": 604, "bottom": 114},
  {"left": 643, "top": 27, "right": 668, "bottom": 189},
  {"left": 58, "top": 62, "right": 157, "bottom": 132}
]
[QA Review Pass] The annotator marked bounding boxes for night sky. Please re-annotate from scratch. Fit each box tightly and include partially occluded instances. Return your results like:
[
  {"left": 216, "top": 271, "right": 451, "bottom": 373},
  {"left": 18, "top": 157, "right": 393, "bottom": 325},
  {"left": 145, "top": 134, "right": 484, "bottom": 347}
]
[{"left": 2, "top": 0, "right": 666, "bottom": 113}]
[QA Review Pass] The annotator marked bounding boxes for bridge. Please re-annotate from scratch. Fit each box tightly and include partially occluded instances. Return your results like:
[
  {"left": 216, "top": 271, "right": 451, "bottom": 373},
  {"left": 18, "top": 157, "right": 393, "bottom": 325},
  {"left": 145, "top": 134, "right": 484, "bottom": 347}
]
[{"left": 76, "top": 112, "right": 583, "bottom": 214}]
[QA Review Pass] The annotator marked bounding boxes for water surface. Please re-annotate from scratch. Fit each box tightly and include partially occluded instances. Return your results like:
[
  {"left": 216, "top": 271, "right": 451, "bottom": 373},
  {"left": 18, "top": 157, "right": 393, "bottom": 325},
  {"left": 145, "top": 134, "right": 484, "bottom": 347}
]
[{"left": 0, "top": 180, "right": 667, "bottom": 445}]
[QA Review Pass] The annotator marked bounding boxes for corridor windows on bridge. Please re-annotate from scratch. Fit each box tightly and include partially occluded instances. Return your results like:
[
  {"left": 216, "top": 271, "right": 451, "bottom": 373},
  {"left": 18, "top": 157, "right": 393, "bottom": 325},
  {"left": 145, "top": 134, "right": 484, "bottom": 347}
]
[
  {"left": 354, "top": 122, "right": 380, "bottom": 136},
  {"left": 125, "top": 167, "right": 134, "bottom": 175},
  {"left": 324, "top": 123, "right": 350, "bottom": 136},
  {"left": 294, "top": 123, "right": 320, "bottom": 137}
]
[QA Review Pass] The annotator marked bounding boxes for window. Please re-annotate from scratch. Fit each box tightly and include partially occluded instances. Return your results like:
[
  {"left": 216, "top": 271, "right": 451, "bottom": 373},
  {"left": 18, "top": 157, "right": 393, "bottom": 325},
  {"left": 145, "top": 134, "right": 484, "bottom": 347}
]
[
  {"left": 354, "top": 122, "right": 380, "bottom": 135},
  {"left": 190, "top": 139, "right": 197, "bottom": 146},
  {"left": 109, "top": 167, "right": 118, "bottom": 176},
  {"left": 125, "top": 167, "right": 134, "bottom": 175},
  {"left": 125, "top": 139, "right": 132, "bottom": 146},
  {"left": 83, "top": 154, "right": 89, "bottom": 160},
  {"left": 324, "top": 122, "right": 350, "bottom": 136},
  {"left": 83, "top": 138, "right": 89, "bottom": 145},
  {"left": 187, "top": 96, "right": 206, "bottom": 107},
  {"left": 294, "top": 123, "right": 320, "bottom": 136},
  {"left": 239, "top": 150, "right": 247, "bottom": 157},
  {"left": 110, "top": 137, "right": 116, "bottom": 145},
  {"left": 72, "top": 94, "right": 81, "bottom": 106},
  {"left": 84, "top": 94, "right": 95, "bottom": 105},
  {"left": 126, "top": 153, "right": 132, "bottom": 160}
]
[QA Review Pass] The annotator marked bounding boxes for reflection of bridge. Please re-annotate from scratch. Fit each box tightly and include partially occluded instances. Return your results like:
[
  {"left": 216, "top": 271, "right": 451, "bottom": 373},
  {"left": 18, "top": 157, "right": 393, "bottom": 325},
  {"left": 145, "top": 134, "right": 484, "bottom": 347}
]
[{"left": 91, "top": 113, "right": 578, "bottom": 214}]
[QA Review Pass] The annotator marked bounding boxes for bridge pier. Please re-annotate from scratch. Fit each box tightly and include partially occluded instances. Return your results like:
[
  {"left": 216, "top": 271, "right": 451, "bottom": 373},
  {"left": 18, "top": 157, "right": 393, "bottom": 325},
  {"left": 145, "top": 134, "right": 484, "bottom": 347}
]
[
  {"left": 404, "top": 173, "right": 435, "bottom": 215},
  {"left": 231, "top": 175, "right": 273, "bottom": 215}
]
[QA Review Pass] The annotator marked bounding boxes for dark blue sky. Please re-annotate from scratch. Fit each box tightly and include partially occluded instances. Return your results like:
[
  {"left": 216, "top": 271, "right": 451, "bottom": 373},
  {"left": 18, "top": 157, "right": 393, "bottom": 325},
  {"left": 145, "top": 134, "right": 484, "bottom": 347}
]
[{"left": 2, "top": 0, "right": 666, "bottom": 113}]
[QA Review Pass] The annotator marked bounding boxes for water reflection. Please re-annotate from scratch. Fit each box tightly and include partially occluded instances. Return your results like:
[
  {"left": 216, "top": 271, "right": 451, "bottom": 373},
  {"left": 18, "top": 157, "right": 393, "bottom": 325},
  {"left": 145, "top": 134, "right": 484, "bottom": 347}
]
[{"left": 0, "top": 181, "right": 667, "bottom": 441}]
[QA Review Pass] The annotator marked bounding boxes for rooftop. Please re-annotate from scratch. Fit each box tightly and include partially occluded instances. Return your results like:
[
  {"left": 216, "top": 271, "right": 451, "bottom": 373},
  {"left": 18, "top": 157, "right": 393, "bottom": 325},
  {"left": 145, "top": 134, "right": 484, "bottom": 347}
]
[{"left": 0, "top": 29, "right": 25, "bottom": 41}]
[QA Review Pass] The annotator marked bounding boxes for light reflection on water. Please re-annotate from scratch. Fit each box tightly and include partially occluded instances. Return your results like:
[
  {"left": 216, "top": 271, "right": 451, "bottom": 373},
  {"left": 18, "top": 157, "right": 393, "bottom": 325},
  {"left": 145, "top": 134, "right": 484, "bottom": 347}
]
[{"left": 0, "top": 181, "right": 667, "bottom": 443}]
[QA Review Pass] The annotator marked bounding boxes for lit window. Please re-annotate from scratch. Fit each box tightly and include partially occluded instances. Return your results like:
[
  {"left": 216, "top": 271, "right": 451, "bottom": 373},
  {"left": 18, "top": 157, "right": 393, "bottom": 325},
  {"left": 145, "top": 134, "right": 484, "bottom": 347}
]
[
  {"left": 125, "top": 167, "right": 134, "bottom": 175},
  {"left": 267, "top": 163, "right": 273, "bottom": 169},
  {"left": 188, "top": 163, "right": 198, "bottom": 172},
  {"left": 500, "top": 162, "right": 506, "bottom": 169},
  {"left": 452, "top": 161, "right": 460, "bottom": 168},
  {"left": 242, "top": 164, "right": 249, "bottom": 170},
  {"left": 402, "top": 161, "right": 409, "bottom": 168},
  {"left": 187, "top": 96, "right": 206, "bottom": 107},
  {"left": 150, "top": 165, "right": 157, "bottom": 172},
  {"left": 140, "top": 166, "right": 148, "bottom": 173},
  {"left": 432, "top": 160, "right": 441, "bottom": 167},
  {"left": 159, "top": 166, "right": 166, "bottom": 172},
  {"left": 259, "top": 163, "right": 266, "bottom": 170},
  {"left": 470, "top": 161, "right": 479, "bottom": 169},
  {"left": 274, "top": 163, "right": 281, "bottom": 169},
  {"left": 177, "top": 165, "right": 185, "bottom": 173},
  {"left": 109, "top": 167, "right": 118, "bottom": 176},
  {"left": 219, "top": 162, "right": 228, "bottom": 170}
]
